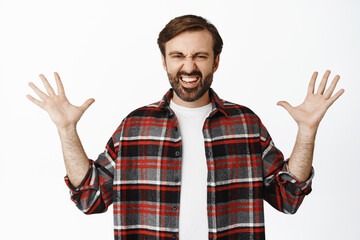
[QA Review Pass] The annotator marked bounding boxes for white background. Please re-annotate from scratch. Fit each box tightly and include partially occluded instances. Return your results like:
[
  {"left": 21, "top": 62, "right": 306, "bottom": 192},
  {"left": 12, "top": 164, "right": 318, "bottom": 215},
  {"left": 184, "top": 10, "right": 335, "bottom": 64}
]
[{"left": 1, "top": 0, "right": 359, "bottom": 239}]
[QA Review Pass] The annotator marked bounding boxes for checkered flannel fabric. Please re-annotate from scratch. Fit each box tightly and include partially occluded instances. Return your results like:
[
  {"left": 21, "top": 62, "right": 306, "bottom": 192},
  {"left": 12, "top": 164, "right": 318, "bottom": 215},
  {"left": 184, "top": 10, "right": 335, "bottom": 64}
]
[{"left": 65, "top": 88, "right": 313, "bottom": 240}]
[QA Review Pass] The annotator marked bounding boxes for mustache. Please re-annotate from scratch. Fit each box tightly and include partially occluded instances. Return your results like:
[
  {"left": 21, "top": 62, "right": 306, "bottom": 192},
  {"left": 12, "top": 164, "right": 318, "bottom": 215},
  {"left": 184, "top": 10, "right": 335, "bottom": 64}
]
[{"left": 176, "top": 71, "right": 202, "bottom": 79}]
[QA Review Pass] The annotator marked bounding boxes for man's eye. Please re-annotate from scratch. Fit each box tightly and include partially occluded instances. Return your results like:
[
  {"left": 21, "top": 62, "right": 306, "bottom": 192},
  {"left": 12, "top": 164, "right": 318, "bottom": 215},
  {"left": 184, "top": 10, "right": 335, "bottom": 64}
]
[
  {"left": 173, "top": 55, "right": 182, "bottom": 59},
  {"left": 196, "top": 55, "right": 207, "bottom": 59}
]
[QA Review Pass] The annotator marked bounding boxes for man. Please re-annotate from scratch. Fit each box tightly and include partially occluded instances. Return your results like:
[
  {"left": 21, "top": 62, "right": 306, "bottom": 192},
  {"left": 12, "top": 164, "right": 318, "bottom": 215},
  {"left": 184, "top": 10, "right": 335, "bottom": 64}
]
[{"left": 27, "top": 15, "right": 344, "bottom": 240}]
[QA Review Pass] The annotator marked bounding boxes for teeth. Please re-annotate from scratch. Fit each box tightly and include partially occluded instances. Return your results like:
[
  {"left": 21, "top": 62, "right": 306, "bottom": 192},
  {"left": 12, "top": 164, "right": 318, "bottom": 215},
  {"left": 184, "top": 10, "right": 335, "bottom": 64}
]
[{"left": 181, "top": 77, "right": 198, "bottom": 82}]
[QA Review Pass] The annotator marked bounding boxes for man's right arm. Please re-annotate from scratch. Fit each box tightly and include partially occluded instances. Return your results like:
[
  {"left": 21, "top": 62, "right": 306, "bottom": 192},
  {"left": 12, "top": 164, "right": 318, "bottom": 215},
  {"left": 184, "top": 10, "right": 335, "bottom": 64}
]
[
  {"left": 27, "top": 72, "right": 94, "bottom": 187},
  {"left": 28, "top": 72, "right": 118, "bottom": 214}
]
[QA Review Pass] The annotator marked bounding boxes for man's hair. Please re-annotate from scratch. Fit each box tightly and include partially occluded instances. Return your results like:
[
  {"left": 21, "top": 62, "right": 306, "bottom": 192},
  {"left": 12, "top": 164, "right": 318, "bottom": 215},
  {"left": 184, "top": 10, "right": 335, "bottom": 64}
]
[{"left": 157, "top": 15, "right": 223, "bottom": 59}]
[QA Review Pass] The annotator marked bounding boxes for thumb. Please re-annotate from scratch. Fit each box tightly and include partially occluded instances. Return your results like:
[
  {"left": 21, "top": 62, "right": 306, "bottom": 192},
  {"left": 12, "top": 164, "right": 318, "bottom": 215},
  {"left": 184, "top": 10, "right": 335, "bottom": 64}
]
[
  {"left": 277, "top": 100, "right": 293, "bottom": 113},
  {"left": 80, "top": 98, "right": 95, "bottom": 112}
]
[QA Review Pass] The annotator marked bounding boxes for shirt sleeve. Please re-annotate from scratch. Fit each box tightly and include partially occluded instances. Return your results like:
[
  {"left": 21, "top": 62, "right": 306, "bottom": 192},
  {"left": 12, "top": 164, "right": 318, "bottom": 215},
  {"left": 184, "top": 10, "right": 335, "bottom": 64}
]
[
  {"left": 64, "top": 128, "right": 119, "bottom": 215},
  {"left": 260, "top": 120, "right": 314, "bottom": 214}
]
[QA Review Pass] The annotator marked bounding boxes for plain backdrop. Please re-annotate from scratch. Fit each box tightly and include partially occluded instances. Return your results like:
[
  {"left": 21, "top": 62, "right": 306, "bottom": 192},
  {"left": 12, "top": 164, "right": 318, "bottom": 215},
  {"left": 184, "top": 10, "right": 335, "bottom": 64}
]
[{"left": 0, "top": 0, "right": 359, "bottom": 239}]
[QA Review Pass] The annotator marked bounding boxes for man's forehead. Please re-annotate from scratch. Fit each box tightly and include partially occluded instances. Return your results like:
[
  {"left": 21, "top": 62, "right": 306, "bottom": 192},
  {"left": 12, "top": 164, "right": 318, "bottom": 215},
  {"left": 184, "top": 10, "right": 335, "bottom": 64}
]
[
  {"left": 164, "top": 29, "right": 214, "bottom": 55},
  {"left": 168, "top": 50, "right": 210, "bottom": 56}
]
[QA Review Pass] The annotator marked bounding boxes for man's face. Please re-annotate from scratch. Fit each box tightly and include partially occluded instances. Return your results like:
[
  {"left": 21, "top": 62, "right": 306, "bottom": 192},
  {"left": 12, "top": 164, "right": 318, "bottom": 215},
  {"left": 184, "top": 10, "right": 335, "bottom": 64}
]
[{"left": 162, "top": 29, "right": 219, "bottom": 106}]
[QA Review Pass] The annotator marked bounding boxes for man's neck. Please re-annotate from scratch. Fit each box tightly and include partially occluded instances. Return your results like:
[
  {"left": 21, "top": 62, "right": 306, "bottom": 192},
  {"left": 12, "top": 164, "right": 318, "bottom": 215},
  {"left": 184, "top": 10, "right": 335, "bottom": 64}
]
[{"left": 172, "top": 90, "right": 210, "bottom": 108}]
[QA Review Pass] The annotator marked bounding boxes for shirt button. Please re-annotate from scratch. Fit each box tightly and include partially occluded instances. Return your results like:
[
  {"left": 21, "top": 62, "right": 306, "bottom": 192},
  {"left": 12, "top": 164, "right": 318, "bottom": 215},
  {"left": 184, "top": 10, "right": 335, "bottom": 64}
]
[
  {"left": 173, "top": 205, "right": 177, "bottom": 210},
  {"left": 175, "top": 151, "right": 180, "bottom": 157},
  {"left": 175, "top": 178, "right": 180, "bottom": 183},
  {"left": 207, "top": 151, "right": 212, "bottom": 157},
  {"left": 174, "top": 126, "right": 178, "bottom": 131},
  {"left": 172, "top": 234, "right": 177, "bottom": 239}
]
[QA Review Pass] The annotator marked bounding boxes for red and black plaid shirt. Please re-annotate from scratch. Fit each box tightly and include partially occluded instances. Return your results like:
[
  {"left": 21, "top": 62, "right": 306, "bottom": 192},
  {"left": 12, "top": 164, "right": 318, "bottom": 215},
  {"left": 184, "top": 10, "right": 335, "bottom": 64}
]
[{"left": 65, "top": 88, "right": 313, "bottom": 240}]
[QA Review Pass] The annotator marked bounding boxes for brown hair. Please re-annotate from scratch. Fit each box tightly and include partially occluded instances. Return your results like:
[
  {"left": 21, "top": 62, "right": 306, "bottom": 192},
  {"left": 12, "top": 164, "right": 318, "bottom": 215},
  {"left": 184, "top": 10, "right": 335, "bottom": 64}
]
[{"left": 157, "top": 15, "right": 223, "bottom": 59}]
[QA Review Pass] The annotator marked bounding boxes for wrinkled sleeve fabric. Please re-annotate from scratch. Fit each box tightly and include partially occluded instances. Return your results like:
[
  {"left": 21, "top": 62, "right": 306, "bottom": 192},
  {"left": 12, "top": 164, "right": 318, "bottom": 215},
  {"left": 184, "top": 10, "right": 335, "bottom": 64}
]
[
  {"left": 64, "top": 127, "right": 120, "bottom": 215},
  {"left": 260, "top": 120, "right": 314, "bottom": 214}
]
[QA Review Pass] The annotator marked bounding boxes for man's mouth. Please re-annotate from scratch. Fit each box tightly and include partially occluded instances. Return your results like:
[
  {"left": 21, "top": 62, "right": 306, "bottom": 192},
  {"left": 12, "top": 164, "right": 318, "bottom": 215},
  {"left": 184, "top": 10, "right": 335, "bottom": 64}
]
[{"left": 180, "top": 76, "right": 200, "bottom": 84}]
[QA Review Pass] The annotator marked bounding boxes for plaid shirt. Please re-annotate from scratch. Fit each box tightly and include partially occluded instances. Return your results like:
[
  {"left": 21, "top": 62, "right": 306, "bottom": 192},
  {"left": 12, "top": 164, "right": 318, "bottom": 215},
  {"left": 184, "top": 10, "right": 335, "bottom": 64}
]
[{"left": 65, "top": 88, "right": 313, "bottom": 240}]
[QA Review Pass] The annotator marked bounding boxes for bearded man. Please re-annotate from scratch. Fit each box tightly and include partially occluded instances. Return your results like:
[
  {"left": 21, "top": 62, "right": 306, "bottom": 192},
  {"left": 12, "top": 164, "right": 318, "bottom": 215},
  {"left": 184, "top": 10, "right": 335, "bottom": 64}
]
[{"left": 27, "top": 15, "right": 344, "bottom": 240}]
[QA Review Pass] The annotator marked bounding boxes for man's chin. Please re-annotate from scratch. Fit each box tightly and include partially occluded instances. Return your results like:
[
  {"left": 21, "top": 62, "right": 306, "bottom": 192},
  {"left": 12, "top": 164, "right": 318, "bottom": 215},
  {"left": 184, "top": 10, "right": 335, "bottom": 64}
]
[
  {"left": 175, "top": 87, "right": 205, "bottom": 102},
  {"left": 182, "top": 86, "right": 198, "bottom": 93}
]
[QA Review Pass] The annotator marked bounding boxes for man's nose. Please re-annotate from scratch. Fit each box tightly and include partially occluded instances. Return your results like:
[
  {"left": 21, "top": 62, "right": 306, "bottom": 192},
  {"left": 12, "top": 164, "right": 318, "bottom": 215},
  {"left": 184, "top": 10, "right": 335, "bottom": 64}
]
[{"left": 181, "top": 57, "right": 197, "bottom": 73}]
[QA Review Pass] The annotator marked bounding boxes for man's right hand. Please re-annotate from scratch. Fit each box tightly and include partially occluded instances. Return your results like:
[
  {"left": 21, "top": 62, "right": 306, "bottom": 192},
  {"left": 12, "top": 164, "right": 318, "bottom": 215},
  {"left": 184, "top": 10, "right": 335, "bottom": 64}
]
[{"left": 26, "top": 72, "right": 95, "bottom": 131}]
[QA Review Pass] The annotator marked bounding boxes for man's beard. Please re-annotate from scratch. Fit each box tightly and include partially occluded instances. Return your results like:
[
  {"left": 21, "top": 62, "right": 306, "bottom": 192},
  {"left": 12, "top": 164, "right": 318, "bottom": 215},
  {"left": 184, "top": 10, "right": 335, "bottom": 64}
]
[{"left": 167, "top": 70, "right": 213, "bottom": 102}]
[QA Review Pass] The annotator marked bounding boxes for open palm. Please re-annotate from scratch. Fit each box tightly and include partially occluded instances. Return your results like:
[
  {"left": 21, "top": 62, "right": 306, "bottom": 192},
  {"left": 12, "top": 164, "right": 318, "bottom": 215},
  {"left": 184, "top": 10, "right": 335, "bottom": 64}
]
[
  {"left": 27, "top": 72, "right": 94, "bottom": 130},
  {"left": 277, "top": 70, "right": 344, "bottom": 131}
]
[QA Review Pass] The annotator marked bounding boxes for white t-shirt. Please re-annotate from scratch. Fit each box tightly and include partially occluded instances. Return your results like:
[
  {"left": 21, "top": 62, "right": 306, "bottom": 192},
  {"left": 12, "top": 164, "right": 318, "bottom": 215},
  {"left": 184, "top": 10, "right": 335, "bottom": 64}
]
[{"left": 170, "top": 100, "right": 212, "bottom": 240}]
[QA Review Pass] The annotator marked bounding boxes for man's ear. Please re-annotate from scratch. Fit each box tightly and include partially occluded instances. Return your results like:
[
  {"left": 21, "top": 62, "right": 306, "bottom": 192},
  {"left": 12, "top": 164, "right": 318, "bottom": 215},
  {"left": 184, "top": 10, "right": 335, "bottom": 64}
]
[
  {"left": 161, "top": 54, "right": 167, "bottom": 71},
  {"left": 213, "top": 54, "right": 220, "bottom": 73}
]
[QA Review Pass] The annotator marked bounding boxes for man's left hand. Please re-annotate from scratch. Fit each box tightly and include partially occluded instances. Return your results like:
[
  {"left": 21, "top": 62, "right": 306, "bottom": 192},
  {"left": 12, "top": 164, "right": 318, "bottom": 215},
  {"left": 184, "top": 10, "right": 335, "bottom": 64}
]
[{"left": 277, "top": 70, "right": 344, "bottom": 134}]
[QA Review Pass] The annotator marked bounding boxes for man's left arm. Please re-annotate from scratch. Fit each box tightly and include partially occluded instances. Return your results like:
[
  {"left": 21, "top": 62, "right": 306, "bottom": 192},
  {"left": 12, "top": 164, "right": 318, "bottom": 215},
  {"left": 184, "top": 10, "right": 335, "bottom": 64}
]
[{"left": 277, "top": 70, "right": 344, "bottom": 182}]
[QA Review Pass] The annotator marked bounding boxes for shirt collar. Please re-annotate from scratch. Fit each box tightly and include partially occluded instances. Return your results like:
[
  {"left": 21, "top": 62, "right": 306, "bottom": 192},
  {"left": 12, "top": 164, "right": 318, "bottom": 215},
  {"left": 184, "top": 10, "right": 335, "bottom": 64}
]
[{"left": 156, "top": 88, "right": 229, "bottom": 119}]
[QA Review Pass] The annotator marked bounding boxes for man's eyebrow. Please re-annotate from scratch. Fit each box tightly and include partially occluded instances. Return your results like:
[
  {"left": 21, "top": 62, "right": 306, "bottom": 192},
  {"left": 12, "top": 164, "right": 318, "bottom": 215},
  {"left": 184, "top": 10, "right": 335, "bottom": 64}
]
[
  {"left": 194, "top": 52, "right": 210, "bottom": 56},
  {"left": 168, "top": 51, "right": 184, "bottom": 55}
]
